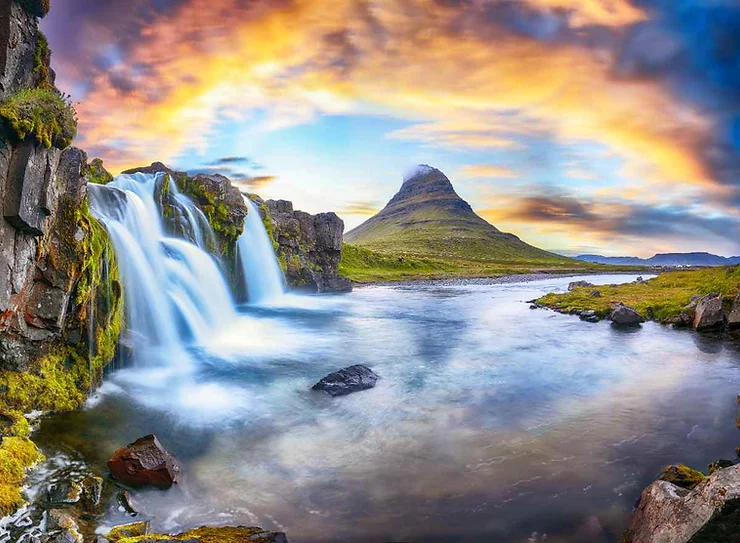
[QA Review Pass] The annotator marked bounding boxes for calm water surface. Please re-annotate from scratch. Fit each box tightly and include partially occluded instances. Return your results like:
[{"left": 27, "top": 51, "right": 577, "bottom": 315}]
[{"left": 33, "top": 274, "right": 740, "bottom": 542}]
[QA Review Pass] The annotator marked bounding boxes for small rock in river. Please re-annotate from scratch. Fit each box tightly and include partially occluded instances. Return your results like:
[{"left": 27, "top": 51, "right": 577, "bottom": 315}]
[
  {"left": 312, "top": 365, "right": 379, "bottom": 397},
  {"left": 609, "top": 303, "right": 645, "bottom": 326},
  {"left": 107, "top": 434, "right": 180, "bottom": 489},
  {"left": 47, "top": 480, "right": 82, "bottom": 505},
  {"left": 116, "top": 489, "right": 139, "bottom": 516}
]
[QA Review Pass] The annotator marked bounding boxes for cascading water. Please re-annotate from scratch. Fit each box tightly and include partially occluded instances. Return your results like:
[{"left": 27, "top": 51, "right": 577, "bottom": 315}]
[
  {"left": 237, "top": 198, "right": 286, "bottom": 305},
  {"left": 89, "top": 173, "right": 236, "bottom": 362}
]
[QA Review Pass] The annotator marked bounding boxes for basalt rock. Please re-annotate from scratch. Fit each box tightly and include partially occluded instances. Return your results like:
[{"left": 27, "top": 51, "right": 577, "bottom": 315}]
[
  {"left": 107, "top": 434, "right": 181, "bottom": 489},
  {"left": 693, "top": 293, "right": 725, "bottom": 331},
  {"left": 313, "top": 364, "right": 379, "bottom": 397},
  {"left": 256, "top": 197, "right": 352, "bottom": 293},
  {"left": 627, "top": 464, "right": 740, "bottom": 543},
  {"left": 609, "top": 303, "right": 645, "bottom": 326}
]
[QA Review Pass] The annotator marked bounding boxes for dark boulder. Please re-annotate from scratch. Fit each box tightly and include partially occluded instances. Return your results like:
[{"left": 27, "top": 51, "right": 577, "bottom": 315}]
[
  {"left": 107, "top": 435, "right": 181, "bottom": 489},
  {"left": 693, "top": 293, "right": 725, "bottom": 331},
  {"left": 727, "top": 294, "right": 740, "bottom": 330},
  {"left": 708, "top": 459, "right": 734, "bottom": 475},
  {"left": 116, "top": 489, "right": 139, "bottom": 517},
  {"left": 568, "top": 280, "right": 593, "bottom": 291},
  {"left": 312, "top": 365, "right": 379, "bottom": 397},
  {"left": 579, "top": 310, "right": 601, "bottom": 323},
  {"left": 609, "top": 303, "right": 645, "bottom": 326}
]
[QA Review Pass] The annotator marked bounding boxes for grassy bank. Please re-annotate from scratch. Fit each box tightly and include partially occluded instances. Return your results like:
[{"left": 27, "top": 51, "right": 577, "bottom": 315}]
[
  {"left": 339, "top": 244, "right": 641, "bottom": 283},
  {"left": 536, "top": 266, "right": 740, "bottom": 322}
]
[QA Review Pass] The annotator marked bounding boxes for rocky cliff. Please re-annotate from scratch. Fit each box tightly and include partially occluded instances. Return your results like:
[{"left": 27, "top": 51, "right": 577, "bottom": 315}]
[
  {"left": 254, "top": 197, "right": 352, "bottom": 293},
  {"left": 0, "top": 0, "right": 122, "bottom": 516}
]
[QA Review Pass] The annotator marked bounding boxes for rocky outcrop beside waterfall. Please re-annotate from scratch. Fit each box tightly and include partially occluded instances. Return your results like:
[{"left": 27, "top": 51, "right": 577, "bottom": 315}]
[
  {"left": 122, "top": 162, "right": 247, "bottom": 258},
  {"left": 254, "top": 197, "right": 352, "bottom": 293},
  {"left": 0, "top": 1, "right": 123, "bottom": 516}
]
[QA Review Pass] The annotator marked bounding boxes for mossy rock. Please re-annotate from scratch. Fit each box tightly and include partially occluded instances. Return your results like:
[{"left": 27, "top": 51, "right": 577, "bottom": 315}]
[
  {"left": 33, "top": 28, "right": 54, "bottom": 90},
  {"left": 660, "top": 464, "right": 706, "bottom": 490},
  {"left": 85, "top": 158, "right": 114, "bottom": 185},
  {"left": 708, "top": 459, "right": 735, "bottom": 475},
  {"left": 0, "top": 88, "right": 77, "bottom": 149},
  {"left": 113, "top": 526, "right": 288, "bottom": 543},
  {"left": 14, "top": 0, "right": 50, "bottom": 17}
]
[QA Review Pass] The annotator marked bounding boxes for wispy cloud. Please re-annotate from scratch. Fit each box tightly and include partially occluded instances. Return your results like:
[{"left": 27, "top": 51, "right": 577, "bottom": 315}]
[
  {"left": 337, "top": 200, "right": 381, "bottom": 216},
  {"left": 460, "top": 165, "right": 521, "bottom": 179}
]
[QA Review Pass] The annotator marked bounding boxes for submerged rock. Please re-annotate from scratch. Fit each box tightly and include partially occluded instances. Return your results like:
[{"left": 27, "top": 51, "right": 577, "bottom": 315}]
[
  {"left": 660, "top": 464, "right": 706, "bottom": 490},
  {"left": 693, "top": 293, "right": 725, "bottom": 331},
  {"left": 312, "top": 365, "right": 379, "bottom": 397},
  {"left": 46, "top": 480, "right": 83, "bottom": 505},
  {"left": 107, "top": 435, "right": 181, "bottom": 489},
  {"left": 116, "top": 489, "right": 139, "bottom": 517},
  {"left": 627, "top": 464, "right": 740, "bottom": 543},
  {"left": 609, "top": 303, "right": 645, "bottom": 326}
]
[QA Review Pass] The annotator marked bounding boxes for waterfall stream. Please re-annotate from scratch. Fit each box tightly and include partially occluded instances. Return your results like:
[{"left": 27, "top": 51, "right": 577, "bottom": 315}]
[{"left": 89, "top": 172, "right": 286, "bottom": 364}]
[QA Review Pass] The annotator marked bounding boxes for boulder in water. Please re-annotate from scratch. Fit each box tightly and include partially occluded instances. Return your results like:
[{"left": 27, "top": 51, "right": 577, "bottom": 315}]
[
  {"left": 627, "top": 464, "right": 740, "bottom": 543},
  {"left": 312, "top": 365, "right": 379, "bottom": 397},
  {"left": 609, "top": 303, "right": 645, "bottom": 326},
  {"left": 568, "top": 280, "right": 594, "bottom": 291},
  {"left": 727, "top": 294, "right": 740, "bottom": 330},
  {"left": 107, "top": 435, "right": 181, "bottom": 489},
  {"left": 693, "top": 293, "right": 725, "bottom": 331}
]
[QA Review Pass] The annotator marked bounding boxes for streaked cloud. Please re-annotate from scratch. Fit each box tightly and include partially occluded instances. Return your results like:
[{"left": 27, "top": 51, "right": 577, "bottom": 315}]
[
  {"left": 337, "top": 201, "right": 382, "bottom": 216},
  {"left": 460, "top": 165, "right": 521, "bottom": 179}
]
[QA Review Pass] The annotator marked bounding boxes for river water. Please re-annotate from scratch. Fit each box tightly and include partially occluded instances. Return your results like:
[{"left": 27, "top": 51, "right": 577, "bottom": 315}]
[{"left": 32, "top": 274, "right": 740, "bottom": 542}]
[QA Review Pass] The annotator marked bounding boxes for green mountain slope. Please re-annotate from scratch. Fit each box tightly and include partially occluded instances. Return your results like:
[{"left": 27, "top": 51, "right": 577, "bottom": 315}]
[{"left": 344, "top": 165, "right": 569, "bottom": 263}]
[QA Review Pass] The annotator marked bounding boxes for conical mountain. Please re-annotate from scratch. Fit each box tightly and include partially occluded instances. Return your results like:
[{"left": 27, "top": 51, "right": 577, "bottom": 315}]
[{"left": 345, "top": 165, "right": 566, "bottom": 262}]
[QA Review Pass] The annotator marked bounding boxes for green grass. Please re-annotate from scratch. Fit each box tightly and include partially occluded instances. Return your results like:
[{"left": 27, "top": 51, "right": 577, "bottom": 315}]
[
  {"left": 0, "top": 88, "right": 77, "bottom": 149},
  {"left": 536, "top": 266, "right": 740, "bottom": 322},
  {"left": 339, "top": 244, "right": 636, "bottom": 283}
]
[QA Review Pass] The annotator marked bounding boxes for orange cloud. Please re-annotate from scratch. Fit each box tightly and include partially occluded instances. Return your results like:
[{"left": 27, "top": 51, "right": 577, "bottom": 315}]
[
  {"left": 460, "top": 165, "right": 521, "bottom": 179},
  {"left": 74, "top": 0, "right": 714, "bottom": 199}
]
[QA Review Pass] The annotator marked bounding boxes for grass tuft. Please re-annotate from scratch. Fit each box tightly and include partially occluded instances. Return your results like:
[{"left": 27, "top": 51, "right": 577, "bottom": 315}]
[{"left": 0, "top": 88, "right": 77, "bottom": 149}]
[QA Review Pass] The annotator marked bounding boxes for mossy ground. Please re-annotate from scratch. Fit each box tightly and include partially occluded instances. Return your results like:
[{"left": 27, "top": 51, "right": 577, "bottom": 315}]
[
  {"left": 0, "top": 411, "right": 43, "bottom": 516},
  {"left": 339, "top": 243, "right": 634, "bottom": 283},
  {"left": 113, "top": 526, "right": 283, "bottom": 543},
  {"left": 0, "top": 88, "right": 77, "bottom": 149},
  {"left": 536, "top": 266, "right": 740, "bottom": 322}
]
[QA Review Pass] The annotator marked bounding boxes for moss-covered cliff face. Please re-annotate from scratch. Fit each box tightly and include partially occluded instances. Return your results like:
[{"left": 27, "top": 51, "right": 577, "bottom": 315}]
[{"left": 0, "top": 0, "right": 123, "bottom": 517}]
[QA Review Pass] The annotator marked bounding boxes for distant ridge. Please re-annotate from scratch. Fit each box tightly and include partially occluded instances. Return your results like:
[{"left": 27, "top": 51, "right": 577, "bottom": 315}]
[
  {"left": 345, "top": 165, "right": 568, "bottom": 263},
  {"left": 576, "top": 252, "right": 740, "bottom": 267}
]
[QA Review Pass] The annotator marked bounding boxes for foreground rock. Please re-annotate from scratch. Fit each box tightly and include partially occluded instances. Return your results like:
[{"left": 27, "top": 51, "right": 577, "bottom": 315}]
[
  {"left": 659, "top": 464, "right": 705, "bottom": 490},
  {"left": 610, "top": 303, "right": 645, "bottom": 326},
  {"left": 727, "top": 294, "right": 740, "bottom": 330},
  {"left": 627, "top": 464, "right": 740, "bottom": 543},
  {"left": 107, "top": 526, "right": 289, "bottom": 543},
  {"left": 259, "top": 198, "right": 352, "bottom": 293},
  {"left": 693, "top": 293, "right": 725, "bottom": 331},
  {"left": 312, "top": 365, "right": 379, "bottom": 397},
  {"left": 107, "top": 435, "right": 181, "bottom": 489},
  {"left": 568, "top": 280, "right": 594, "bottom": 291}
]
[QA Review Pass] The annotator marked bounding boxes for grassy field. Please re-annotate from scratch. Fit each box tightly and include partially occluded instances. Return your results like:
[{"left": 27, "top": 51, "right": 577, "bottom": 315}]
[
  {"left": 339, "top": 244, "right": 639, "bottom": 283},
  {"left": 536, "top": 266, "right": 740, "bottom": 322}
]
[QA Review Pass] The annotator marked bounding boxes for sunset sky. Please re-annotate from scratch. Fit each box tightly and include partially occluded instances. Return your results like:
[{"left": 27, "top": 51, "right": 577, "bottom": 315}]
[{"left": 41, "top": 0, "right": 739, "bottom": 257}]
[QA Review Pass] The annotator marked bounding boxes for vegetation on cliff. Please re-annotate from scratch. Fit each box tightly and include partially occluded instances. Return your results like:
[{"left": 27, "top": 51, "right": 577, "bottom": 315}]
[
  {"left": 14, "top": 0, "right": 50, "bottom": 18},
  {"left": 536, "top": 266, "right": 740, "bottom": 322},
  {"left": 0, "top": 88, "right": 77, "bottom": 148},
  {"left": 85, "top": 158, "right": 114, "bottom": 185},
  {"left": 32, "top": 29, "right": 53, "bottom": 90}
]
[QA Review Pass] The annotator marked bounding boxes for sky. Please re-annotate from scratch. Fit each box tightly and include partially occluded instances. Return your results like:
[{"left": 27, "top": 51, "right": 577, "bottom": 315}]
[{"left": 41, "top": 0, "right": 740, "bottom": 257}]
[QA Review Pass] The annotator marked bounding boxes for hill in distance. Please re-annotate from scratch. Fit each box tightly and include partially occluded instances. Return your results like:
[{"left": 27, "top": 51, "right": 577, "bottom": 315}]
[
  {"left": 344, "top": 165, "right": 569, "bottom": 264},
  {"left": 577, "top": 252, "right": 740, "bottom": 267}
]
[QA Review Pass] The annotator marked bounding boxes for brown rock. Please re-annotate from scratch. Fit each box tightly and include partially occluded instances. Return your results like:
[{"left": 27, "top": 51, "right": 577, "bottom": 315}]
[
  {"left": 693, "top": 293, "right": 725, "bottom": 331},
  {"left": 107, "top": 435, "right": 180, "bottom": 489}
]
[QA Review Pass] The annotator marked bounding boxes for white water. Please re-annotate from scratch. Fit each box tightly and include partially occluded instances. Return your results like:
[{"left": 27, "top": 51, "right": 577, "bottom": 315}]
[
  {"left": 88, "top": 173, "right": 236, "bottom": 361},
  {"left": 238, "top": 198, "right": 285, "bottom": 305}
]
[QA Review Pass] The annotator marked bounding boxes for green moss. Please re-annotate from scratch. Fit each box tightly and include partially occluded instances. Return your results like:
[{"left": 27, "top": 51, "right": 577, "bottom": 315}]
[
  {"left": 537, "top": 267, "right": 740, "bottom": 323},
  {"left": 0, "top": 435, "right": 43, "bottom": 516},
  {"left": 14, "top": 0, "right": 50, "bottom": 17},
  {"left": 708, "top": 460, "right": 734, "bottom": 475},
  {"left": 33, "top": 28, "right": 53, "bottom": 90},
  {"left": 114, "top": 526, "right": 283, "bottom": 543},
  {"left": 0, "top": 88, "right": 77, "bottom": 149},
  {"left": 85, "top": 158, "right": 114, "bottom": 185},
  {"left": 660, "top": 464, "right": 706, "bottom": 490}
]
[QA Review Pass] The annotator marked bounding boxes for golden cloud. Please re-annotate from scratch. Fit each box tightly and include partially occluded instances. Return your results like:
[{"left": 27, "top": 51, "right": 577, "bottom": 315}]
[
  {"left": 460, "top": 165, "right": 521, "bottom": 179},
  {"left": 74, "top": 0, "right": 714, "bottom": 199}
]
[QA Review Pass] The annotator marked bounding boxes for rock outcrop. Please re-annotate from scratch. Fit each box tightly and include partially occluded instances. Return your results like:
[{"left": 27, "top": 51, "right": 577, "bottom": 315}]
[
  {"left": 627, "top": 464, "right": 740, "bottom": 543},
  {"left": 693, "top": 293, "right": 725, "bottom": 331},
  {"left": 256, "top": 197, "right": 352, "bottom": 293},
  {"left": 107, "top": 434, "right": 181, "bottom": 489},
  {"left": 610, "top": 303, "right": 645, "bottom": 326},
  {"left": 312, "top": 365, "right": 379, "bottom": 396},
  {"left": 727, "top": 294, "right": 740, "bottom": 330}
]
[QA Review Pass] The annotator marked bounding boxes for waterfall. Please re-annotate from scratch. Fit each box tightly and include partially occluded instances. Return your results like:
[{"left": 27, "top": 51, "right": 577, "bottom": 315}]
[
  {"left": 89, "top": 173, "right": 236, "bottom": 361},
  {"left": 237, "top": 198, "right": 285, "bottom": 305}
]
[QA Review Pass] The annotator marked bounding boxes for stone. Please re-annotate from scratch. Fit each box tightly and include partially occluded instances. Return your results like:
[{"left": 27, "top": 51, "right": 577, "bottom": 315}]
[
  {"left": 591, "top": 290, "right": 601, "bottom": 298},
  {"left": 660, "top": 464, "right": 706, "bottom": 490},
  {"left": 579, "top": 310, "right": 601, "bottom": 323},
  {"left": 47, "top": 509, "right": 79, "bottom": 532},
  {"left": 123, "top": 526, "right": 289, "bottom": 543},
  {"left": 262, "top": 198, "right": 352, "bottom": 293},
  {"left": 707, "top": 459, "right": 734, "bottom": 475},
  {"left": 627, "top": 464, "right": 740, "bottom": 543},
  {"left": 107, "top": 521, "right": 150, "bottom": 541},
  {"left": 568, "top": 280, "right": 594, "bottom": 291},
  {"left": 693, "top": 293, "right": 725, "bottom": 331},
  {"left": 116, "top": 489, "right": 139, "bottom": 516},
  {"left": 312, "top": 365, "right": 379, "bottom": 397},
  {"left": 46, "top": 480, "right": 83, "bottom": 505},
  {"left": 0, "top": 2, "right": 37, "bottom": 99},
  {"left": 81, "top": 475, "right": 104, "bottom": 508},
  {"left": 727, "top": 294, "right": 740, "bottom": 330},
  {"left": 609, "top": 303, "right": 645, "bottom": 326},
  {"left": 108, "top": 435, "right": 181, "bottom": 489}
]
